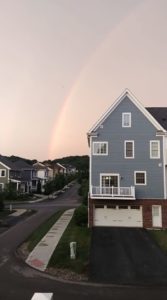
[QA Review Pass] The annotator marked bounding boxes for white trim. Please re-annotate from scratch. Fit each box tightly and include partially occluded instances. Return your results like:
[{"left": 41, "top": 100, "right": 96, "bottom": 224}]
[
  {"left": 92, "top": 141, "right": 108, "bottom": 155},
  {"left": 122, "top": 112, "right": 131, "bottom": 127},
  {"left": 124, "top": 140, "right": 134, "bottom": 159},
  {"left": 100, "top": 173, "right": 120, "bottom": 188},
  {"left": 150, "top": 140, "right": 160, "bottom": 159},
  {"left": 134, "top": 171, "right": 147, "bottom": 185},
  {"left": 163, "top": 136, "right": 166, "bottom": 199},
  {"left": 0, "top": 161, "right": 11, "bottom": 170},
  {"left": 0, "top": 169, "right": 6, "bottom": 177},
  {"left": 56, "top": 163, "right": 66, "bottom": 170},
  {"left": 88, "top": 89, "right": 166, "bottom": 135},
  {"left": 89, "top": 136, "right": 92, "bottom": 194}
]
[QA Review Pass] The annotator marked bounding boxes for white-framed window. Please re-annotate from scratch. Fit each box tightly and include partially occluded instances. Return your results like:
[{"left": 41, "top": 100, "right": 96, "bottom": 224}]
[
  {"left": 122, "top": 112, "right": 131, "bottom": 127},
  {"left": 124, "top": 141, "right": 134, "bottom": 158},
  {"left": 0, "top": 169, "right": 6, "bottom": 177},
  {"left": 150, "top": 140, "right": 160, "bottom": 159},
  {"left": 93, "top": 142, "right": 108, "bottom": 155},
  {"left": 134, "top": 171, "right": 147, "bottom": 185}
]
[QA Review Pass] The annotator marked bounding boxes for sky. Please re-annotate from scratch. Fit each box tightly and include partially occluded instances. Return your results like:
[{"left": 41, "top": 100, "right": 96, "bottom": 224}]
[{"left": 0, "top": 0, "right": 167, "bottom": 161}]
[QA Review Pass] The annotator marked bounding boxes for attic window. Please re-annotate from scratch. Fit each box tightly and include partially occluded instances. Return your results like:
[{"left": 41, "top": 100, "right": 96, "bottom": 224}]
[{"left": 122, "top": 112, "right": 131, "bottom": 127}]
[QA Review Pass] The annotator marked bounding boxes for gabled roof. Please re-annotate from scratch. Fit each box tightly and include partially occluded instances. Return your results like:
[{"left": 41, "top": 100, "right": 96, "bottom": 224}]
[
  {"left": 13, "top": 159, "right": 33, "bottom": 170},
  {"left": 56, "top": 163, "right": 66, "bottom": 170},
  {"left": 0, "top": 155, "right": 33, "bottom": 170},
  {"left": 88, "top": 89, "right": 166, "bottom": 136},
  {"left": 0, "top": 155, "right": 15, "bottom": 169},
  {"left": 33, "top": 162, "right": 46, "bottom": 169},
  {"left": 146, "top": 107, "right": 167, "bottom": 130}
]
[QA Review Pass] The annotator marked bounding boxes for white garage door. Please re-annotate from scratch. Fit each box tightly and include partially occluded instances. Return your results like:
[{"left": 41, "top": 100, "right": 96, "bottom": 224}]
[{"left": 94, "top": 205, "right": 143, "bottom": 227}]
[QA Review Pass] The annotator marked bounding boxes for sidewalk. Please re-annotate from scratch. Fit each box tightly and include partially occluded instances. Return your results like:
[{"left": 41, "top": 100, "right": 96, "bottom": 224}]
[
  {"left": 26, "top": 209, "right": 75, "bottom": 271},
  {"left": 10, "top": 209, "right": 27, "bottom": 217}
]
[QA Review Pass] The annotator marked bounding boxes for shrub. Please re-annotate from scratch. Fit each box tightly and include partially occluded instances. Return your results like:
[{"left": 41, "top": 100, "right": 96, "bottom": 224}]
[
  {"left": 0, "top": 194, "right": 4, "bottom": 211},
  {"left": 74, "top": 205, "right": 88, "bottom": 226},
  {"left": 78, "top": 179, "right": 89, "bottom": 206}
]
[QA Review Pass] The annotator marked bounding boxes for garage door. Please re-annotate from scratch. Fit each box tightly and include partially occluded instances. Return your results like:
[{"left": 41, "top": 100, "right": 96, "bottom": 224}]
[{"left": 94, "top": 205, "right": 143, "bottom": 227}]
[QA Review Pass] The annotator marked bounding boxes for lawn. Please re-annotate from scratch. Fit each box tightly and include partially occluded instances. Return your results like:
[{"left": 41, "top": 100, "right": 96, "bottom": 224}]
[
  {"left": 0, "top": 209, "right": 15, "bottom": 219},
  {"left": 27, "top": 210, "right": 65, "bottom": 252},
  {"left": 149, "top": 229, "right": 167, "bottom": 254},
  {"left": 48, "top": 217, "right": 91, "bottom": 274}
]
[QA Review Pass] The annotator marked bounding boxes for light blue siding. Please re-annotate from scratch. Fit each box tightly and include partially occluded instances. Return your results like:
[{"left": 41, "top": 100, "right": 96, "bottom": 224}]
[{"left": 91, "top": 96, "right": 164, "bottom": 199}]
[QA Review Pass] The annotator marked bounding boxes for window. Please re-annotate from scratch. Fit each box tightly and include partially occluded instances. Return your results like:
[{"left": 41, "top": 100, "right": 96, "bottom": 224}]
[
  {"left": 131, "top": 206, "right": 140, "bottom": 210},
  {"left": 93, "top": 142, "right": 108, "bottom": 155},
  {"left": 95, "top": 205, "right": 104, "bottom": 209},
  {"left": 119, "top": 205, "right": 128, "bottom": 209},
  {"left": 0, "top": 169, "right": 6, "bottom": 177},
  {"left": 124, "top": 141, "right": 134, "bottom": 158},
  {"left": 150, "top": 140, "right": 160, "bottom": 159},
  {"left": 134, "top": 171, "right": 147, "bottom": 185},
  {"left": 122, "top": 112, "right": 131, "bottom": 127},
  {"left": 107, "top": 205, "right": 116, "bottom": 209}
]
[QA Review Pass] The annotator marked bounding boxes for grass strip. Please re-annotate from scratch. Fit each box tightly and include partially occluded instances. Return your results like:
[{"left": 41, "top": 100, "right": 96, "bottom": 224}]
[
  {"left": 27, "top": 210, "right": 64, "bottom": 252},
  {"left": 0, "top": 210, "right": 14, "bottom": 218},
  {"left": 149, "top": 230, "right": 167, "bottom": 253},
  {"left": 48, "top": 217, "right": 91, "bottom": 274}
]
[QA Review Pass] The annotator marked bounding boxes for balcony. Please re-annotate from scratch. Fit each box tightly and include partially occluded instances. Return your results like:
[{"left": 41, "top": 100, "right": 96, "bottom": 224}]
[{"left": 90, "top": 186, "right": 135, "bottom": 200}]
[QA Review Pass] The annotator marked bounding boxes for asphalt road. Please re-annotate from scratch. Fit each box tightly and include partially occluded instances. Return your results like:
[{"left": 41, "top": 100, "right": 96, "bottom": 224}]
[{"left": 1, "top": 185, "right": 167, "bottom": 300}]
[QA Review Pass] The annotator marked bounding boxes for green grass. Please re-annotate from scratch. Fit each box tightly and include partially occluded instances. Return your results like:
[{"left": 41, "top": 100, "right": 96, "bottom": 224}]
[
  {"left": 48, "top": 217, "right": 91, "bottom": 274},
  {"left": 27, "top": 210, "right": 64, "bottom": 252},
  {"left": 0, "top": 209, "right": 14, "bottom": 218},
  {"left": 149, "top": 230, "right": 167, "bottom": 253}
]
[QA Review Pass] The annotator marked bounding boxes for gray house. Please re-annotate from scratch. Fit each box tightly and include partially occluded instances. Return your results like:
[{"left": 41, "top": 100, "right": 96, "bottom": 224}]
[
  {"left": 88, "top": 89, "right": 167, "bottom": 228},
  {"left": 0, "top": 155, "right": 34, "bottom": 193}
]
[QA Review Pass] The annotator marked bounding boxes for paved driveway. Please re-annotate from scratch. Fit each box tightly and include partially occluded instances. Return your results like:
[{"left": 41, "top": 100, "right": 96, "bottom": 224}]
[{"left": 89, "top": 227, "right": 167, "bottom": 285}]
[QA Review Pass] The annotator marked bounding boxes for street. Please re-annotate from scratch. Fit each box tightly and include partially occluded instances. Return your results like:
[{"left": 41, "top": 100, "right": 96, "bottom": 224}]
[{"left": 1, "top": 184, "right": 167, "bottom": 300}]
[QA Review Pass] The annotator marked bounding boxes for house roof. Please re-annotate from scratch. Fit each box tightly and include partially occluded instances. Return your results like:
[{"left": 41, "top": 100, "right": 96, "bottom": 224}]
[
  {"left": 13, "top": 159, "right": 33, "bottom": 170},
  {"left": 88, "top": 89, "right": 166, "bottom": 138},
  {"left": 146, "top": 107, "right": 167, "bottom": 131},
  {"left": 33, "top": 162, "right": 46, "bottom": 169},
  {"left": 0, "top": 155, "right": 33, "bottom": 170},
  {"left": 0, "top": 155, "right": 15, "bottom": 169},
  {"left": 56, "top": 163, "right": 66, "bottom": 170}
]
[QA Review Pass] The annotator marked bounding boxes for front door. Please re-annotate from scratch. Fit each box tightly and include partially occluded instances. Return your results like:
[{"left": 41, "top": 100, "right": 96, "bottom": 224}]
[
  {"left": 101, "top": 174, "right": 119, "bottom": 194},
  {"left": 152, "top": 205, "right": 162, "bottom": 227}
]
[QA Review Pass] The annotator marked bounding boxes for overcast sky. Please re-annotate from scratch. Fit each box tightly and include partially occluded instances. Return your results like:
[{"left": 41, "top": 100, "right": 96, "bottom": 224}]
[{"left": 0, "top": 0, "right": 167, "bottom": 161}]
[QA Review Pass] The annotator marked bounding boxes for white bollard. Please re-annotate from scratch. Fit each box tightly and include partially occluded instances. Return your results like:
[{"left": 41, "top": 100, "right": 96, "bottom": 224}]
[
  {"left": 10, "top": 204, "right": 12, "bottom": 212},
  {"left": 31, "top": 293, "right": 53, "bottom": 300},
  {"left": 70, "top": 241, "right": 77, "bottom": 259}
]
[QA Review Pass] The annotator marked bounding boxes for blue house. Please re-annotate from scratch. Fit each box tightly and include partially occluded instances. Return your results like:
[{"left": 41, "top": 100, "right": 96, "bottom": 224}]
[{"left": 87, "top": 89, "right": 167, "bottom": 228}]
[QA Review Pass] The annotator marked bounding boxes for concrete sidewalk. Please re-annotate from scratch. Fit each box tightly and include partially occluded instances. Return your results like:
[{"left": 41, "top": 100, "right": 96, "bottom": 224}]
[
  {"left": 10, "top": 209, "right": 27, "bottom": 217},
  {"left": 26, "top": 209, "right": 75, "bottom": 271}
]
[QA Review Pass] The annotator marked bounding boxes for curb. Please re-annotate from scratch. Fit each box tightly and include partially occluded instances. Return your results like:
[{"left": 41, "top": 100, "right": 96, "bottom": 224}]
[{"left": 15, "top": 242, "right": 166, "bottom": 289}]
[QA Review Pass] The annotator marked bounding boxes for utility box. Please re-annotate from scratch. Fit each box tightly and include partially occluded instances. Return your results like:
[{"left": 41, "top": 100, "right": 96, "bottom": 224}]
[{"left": 70, "top": 242, "right": 77, "bottom": 259}]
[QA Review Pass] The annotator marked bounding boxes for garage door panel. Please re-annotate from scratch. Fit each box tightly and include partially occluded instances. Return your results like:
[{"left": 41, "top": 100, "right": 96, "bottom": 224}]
[{"left": 94, "top": 206, "right": 143, "bottom": 227}]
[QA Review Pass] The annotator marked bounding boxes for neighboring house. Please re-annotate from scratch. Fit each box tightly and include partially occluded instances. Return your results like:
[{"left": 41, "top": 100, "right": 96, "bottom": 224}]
[
  {"left": 52, "top": 163, "right": 67, "bottom": 176},
  {"left": 0, "top": 160, "right": 10, "bottom": 191},
  {"left": 32, "top": 162, "right": 50, "bottom": 192},
  {"left": 42, "top": 162, "right": 54, "bottom": 180},
  {"left": 0, "top": 155, "right": 33, "bottom": 192},
  {"left": 87, "top": 89, "right": 167, "bottom": 229},
  {"left": 63, "top": 164, "right": 77, "bottom": 174}
]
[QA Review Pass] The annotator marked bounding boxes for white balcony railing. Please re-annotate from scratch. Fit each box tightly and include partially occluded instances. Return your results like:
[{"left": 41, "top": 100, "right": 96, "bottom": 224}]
[{"left": 91, "top": 186, "right": 135, "bottom": 199}]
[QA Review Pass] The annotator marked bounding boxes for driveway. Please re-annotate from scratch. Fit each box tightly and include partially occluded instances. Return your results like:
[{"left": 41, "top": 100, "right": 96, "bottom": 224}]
[{"left": 89, "top": 227, "right": 167, "bottom": 285}]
